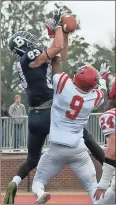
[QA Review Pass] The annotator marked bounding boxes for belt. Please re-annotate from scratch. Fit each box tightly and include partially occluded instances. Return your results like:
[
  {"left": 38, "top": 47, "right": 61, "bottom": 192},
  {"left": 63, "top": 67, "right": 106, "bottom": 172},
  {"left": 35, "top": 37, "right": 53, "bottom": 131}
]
[{"left": 29, "top": 100, "right": 52, "bottom": 111}]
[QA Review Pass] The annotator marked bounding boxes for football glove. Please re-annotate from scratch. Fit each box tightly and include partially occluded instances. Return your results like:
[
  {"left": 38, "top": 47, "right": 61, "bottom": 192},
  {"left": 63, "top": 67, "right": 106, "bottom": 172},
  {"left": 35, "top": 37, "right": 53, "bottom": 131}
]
[
  {"left": 45, "top": 9, "right": 63, "bottom": 37},
  {"left": 100, "top": 63, "right": 111, "bottom": 80},
  {"left": 100, "top": 63, "right": 111, "bottom": 75}
]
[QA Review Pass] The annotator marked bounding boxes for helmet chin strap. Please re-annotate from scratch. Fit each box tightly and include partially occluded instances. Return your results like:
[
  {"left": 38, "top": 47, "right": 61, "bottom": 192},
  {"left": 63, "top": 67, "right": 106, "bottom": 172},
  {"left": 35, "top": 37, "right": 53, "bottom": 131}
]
[{"left": 14, "top": 47, "right": 26, "bottom": 54}]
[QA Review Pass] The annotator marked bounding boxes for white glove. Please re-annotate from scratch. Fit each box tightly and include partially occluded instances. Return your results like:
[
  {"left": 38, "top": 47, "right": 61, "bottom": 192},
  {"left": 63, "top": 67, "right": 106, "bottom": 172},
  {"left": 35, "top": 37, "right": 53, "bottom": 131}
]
[
  {"left": 45, "top": 19, "right": 57, "bottom": 31},
  {"left": 100, "top": 63, "right": 111, "bottom": 75},
  {"left": 97, "top": 162, "right": 115, "bottom": 190},
  {"left": 97, "top": 178, "right": 110, "bottom": 190}
]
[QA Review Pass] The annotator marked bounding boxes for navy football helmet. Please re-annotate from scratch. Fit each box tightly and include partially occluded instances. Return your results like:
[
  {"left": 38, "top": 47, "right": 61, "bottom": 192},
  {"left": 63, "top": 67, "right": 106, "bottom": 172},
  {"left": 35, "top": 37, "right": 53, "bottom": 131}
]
[{"left": 9, "top": 31, "right": 39, "bottom": 56}]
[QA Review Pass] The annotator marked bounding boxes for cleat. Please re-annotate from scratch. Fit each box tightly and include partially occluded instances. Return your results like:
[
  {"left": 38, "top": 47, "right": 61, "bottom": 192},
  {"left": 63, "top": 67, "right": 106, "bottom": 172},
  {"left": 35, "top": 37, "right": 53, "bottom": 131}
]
[
  {"left": 36, "top": 192, "right": 51, "bottom": 204},
  {"left": 4, "top": 182, "right": 17, "bottom": 204}
]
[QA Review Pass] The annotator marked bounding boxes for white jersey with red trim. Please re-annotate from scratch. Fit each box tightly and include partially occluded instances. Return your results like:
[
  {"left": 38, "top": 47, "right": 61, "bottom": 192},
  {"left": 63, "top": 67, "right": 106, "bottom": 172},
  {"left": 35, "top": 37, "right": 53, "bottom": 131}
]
[
  {"left": 99, "top": 109, "right": 116, "bottom": 192},
  {"left": 99, "top": 108, "right": 116, "bottom": 136},
  {"left": 49, "top": 72, "right": 104, "bottom": 147}
]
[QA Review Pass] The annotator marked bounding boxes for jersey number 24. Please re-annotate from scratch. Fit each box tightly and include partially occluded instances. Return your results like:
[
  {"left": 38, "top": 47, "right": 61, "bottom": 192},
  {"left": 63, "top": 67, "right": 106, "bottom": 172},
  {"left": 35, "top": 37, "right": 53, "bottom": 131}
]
[
  {"left": 100, "top": 116, "right": 114, "bottom": 130},
  {"left": 66, "top": 96, "right": 84, "bottom": 120}
]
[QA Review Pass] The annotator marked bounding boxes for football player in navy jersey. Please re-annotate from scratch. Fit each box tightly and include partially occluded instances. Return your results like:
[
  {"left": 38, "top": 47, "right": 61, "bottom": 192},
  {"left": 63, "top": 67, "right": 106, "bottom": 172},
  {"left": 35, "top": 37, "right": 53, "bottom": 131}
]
[
  {"left": 4, "top": 12, "right": 105, "bottom": 204},
  {"left": 4, "top": 12, "right": 69, "bottom": 204}
]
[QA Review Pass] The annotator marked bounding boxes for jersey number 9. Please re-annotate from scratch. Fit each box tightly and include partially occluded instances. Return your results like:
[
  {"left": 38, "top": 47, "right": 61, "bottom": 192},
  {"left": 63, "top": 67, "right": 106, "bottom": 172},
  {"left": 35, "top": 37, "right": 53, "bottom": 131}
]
[{"left": 66, "top": 95, "right": 84, "bottom": 120}]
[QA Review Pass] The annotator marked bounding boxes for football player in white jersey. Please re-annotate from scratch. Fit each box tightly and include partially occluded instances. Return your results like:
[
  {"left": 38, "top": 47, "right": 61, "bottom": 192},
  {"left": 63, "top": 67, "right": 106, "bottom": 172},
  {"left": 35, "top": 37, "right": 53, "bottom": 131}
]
[
  {"left": 31, "top": 55, "right": 108, "bottom": 204},
  {"left": 94, "top": 74, "right": 116, "bottom": 204}
]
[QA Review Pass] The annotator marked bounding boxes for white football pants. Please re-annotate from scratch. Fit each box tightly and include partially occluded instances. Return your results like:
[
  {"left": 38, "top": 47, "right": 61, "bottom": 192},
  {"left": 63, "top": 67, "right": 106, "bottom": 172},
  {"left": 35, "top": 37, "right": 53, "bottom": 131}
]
[{"left": 32, "top": 143, "right": 97, "bottom": 203}]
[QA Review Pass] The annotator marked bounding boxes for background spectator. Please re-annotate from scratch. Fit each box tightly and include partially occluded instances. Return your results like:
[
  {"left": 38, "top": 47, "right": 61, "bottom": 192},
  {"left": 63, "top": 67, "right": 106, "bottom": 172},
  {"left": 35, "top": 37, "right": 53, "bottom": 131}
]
[
  {"left": 9, "top": 95, "right": 26, "bottom": 149},
  {"left": 1, "top": 96, "right": 10, "bottom": 147}
]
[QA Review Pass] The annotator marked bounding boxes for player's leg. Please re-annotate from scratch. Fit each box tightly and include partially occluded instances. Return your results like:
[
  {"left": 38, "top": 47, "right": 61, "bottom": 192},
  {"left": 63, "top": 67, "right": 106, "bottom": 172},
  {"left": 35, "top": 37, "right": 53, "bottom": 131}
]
[
  {"left": 4, "top": 109, "right": 50, "bottom": 204},
  {"left": 83, "top": 128, "right": 105, "bottom": 165},
  {"left": 4, "top": 130, "right": 47, "bottom": 204},
  {"left": 32, "top": 144, "right": 65, "bottom": 203},
  {"left": 69, "top": 150, "right": 97, "bottom": 203},
  {"left": 94, "top": 186, "right": 116, "bottom": 204}
]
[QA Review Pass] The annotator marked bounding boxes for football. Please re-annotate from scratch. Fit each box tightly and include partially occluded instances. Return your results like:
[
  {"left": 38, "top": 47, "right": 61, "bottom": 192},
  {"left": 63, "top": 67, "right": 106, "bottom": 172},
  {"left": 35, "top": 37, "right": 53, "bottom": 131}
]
[{"left": 61, "top": 14, "right": 78, "bottom": 33}]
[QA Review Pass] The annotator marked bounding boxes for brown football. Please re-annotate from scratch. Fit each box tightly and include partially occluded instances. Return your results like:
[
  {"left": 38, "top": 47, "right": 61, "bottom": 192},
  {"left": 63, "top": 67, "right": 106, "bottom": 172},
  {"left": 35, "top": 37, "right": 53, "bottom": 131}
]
[{"left": 61, "top": 14, "right": 78, "bottom": 33}]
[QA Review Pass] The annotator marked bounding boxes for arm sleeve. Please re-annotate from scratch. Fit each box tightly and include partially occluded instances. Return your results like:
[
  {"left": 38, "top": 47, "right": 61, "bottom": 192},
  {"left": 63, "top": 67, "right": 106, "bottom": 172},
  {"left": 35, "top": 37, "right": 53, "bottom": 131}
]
[
  {"left": 94, "top": 90, "right": 105, "bottom": 109},
  {"left": 98, "top": 78, "right": 107, "bottom": 91}
]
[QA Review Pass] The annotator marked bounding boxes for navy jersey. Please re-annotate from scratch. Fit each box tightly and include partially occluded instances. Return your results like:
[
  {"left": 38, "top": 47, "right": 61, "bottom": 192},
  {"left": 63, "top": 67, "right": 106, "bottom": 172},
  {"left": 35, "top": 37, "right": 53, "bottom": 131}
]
[{"left": 16, "top": 48, "right": 53, "bottom": 107}]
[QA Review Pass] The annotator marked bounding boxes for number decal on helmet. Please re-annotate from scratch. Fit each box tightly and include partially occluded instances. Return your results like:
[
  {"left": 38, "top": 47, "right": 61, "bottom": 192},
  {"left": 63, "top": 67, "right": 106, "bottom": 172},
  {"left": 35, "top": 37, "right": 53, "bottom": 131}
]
[
  {"left": 27, "top": 49, "right": 41, "bottom": 60},
  {"left": 13, "top": 36, "right": 25, "bottom": 48}
]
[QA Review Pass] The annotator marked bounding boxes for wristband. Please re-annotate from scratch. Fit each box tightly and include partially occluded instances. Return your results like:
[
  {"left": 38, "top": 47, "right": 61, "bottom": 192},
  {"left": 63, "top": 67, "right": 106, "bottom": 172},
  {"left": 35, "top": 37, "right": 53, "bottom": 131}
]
[
  {"left": 45, "top": 50, "right": 51, "bottom": 60},
  {"left": 102, "top": 73, "right": 110, "bottom": 80}
]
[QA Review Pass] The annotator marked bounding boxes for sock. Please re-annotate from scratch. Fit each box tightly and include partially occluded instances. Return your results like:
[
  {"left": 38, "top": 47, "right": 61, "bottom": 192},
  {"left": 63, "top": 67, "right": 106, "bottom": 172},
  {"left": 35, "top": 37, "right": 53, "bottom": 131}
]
[
  {"left": 32, "top": 181, "right": 44, "bottom": 197},
  {"left": 12, "top": 176, "right": 22, "bottom": 188}
]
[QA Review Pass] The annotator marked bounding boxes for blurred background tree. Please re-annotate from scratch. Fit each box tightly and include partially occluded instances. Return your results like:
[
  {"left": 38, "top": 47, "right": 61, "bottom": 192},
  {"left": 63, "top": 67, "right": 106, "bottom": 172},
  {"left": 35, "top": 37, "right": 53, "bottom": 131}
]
[
  {"left": 62, "top": 36, "right": 92, "bottom": 77},
  {"left": 92, "top": 44, "right": 115, "bottom": 74},
  {"left": 1, "top": 0, "right": 115, "bottom": 111}
]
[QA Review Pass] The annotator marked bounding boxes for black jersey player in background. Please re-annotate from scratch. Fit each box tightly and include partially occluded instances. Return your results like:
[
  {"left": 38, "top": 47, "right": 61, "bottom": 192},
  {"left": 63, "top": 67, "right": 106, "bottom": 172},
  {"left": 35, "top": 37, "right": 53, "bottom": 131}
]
[{"left": 4, "top": 12, "right": 105, "bottom": 204}]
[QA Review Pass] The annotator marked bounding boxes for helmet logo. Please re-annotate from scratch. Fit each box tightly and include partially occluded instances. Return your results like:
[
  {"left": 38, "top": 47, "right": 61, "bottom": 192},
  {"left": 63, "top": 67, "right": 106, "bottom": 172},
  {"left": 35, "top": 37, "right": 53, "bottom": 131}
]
[{"left": 13, "top": 36, "right": 25, "bottom": 48}]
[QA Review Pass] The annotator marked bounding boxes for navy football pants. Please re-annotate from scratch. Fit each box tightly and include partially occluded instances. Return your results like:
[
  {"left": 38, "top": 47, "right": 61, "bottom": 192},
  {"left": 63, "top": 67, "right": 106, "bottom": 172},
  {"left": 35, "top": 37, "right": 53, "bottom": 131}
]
[
  {"left": 27, "top": 109, "right": 50, "bottom": 162},
  {"left": 17, "top": 108, "right": 50, "bottom": 179}
]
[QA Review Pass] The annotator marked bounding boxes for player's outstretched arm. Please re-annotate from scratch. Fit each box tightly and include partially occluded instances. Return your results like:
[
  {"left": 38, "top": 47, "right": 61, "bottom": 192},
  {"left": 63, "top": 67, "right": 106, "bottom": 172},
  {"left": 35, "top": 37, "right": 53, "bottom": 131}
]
[
  {"left": 94, "top": 63, "right": 114, "bottom": 111},
  {"left": 100, "top": 63, "right": 115, "bottom": 111},
  {"left": 99, "top": 62, "right": 115, "bottom": 95},
  {"left": 51, "top": 56, "right": 61, "bottom": 76},
  {"left": 46, "top": 29, "right": 68, "bottom": 61},
  {"left": 29, "top": 26, "right": 64, "bottom": 68},
  {"left": 60, "top": 33, "right": 68, "bottom": 61}
]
